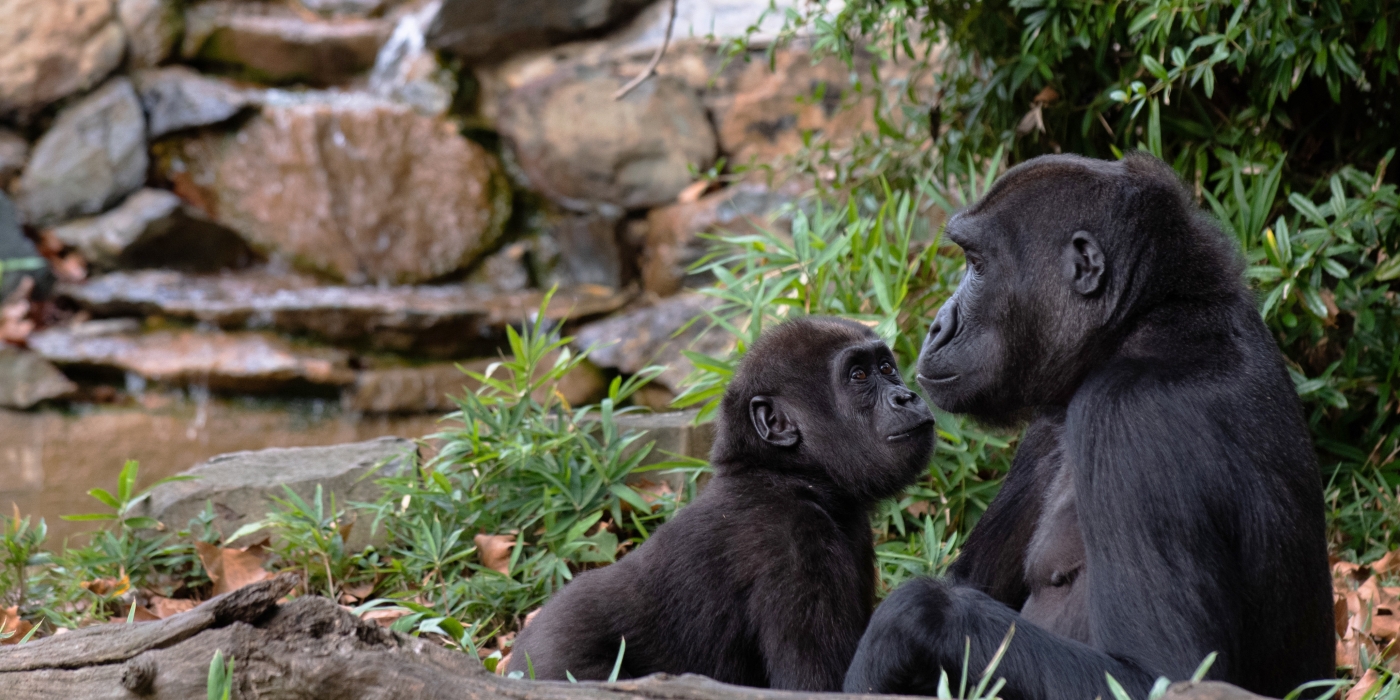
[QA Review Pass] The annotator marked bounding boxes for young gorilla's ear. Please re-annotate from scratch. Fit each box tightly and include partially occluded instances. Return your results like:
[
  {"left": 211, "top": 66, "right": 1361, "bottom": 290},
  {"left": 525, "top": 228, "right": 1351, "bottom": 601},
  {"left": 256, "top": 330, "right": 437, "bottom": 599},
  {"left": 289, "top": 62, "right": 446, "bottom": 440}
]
[
  {"left": 750, "top": 396, "right": 800, "bottom": 447},
  {"left": 1066, "top": 230, "right": 1105, "bottom": 296}
]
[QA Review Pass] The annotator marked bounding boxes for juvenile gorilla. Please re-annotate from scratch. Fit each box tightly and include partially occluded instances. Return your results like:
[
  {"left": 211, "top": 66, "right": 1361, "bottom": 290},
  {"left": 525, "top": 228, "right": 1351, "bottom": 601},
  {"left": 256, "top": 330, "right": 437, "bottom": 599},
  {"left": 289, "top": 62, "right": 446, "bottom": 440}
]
[
  {"left": 844, "top": 153, "right": 1333, "bottom": 699},
  {"left": 511, "top": 317, "right": 935, "bottom": 690}
]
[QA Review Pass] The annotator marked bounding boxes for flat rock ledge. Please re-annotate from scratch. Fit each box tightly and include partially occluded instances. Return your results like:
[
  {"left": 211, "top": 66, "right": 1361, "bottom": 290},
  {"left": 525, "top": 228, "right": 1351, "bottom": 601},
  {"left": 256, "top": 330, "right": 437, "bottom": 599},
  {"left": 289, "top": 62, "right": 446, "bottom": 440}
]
[
  {"left": 60, "top": 269, "right": 630, "bottom": 357},
  {"left": 0, "top": 571, "right": 1266, "bottom": 700}
]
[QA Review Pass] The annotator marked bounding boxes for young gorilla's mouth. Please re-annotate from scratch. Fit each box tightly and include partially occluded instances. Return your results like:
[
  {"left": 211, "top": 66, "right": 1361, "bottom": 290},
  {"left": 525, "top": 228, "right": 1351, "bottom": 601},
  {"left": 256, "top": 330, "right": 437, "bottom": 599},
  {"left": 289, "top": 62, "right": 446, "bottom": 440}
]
[{"left": 887, "top": 419, "right": 935, "bottom": 442}]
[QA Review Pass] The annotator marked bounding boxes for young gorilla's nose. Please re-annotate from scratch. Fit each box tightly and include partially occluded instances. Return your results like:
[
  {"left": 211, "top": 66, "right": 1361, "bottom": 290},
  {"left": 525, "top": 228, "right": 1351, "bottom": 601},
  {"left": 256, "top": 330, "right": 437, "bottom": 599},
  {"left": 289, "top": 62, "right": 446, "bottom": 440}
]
[
  {"left": 925, "top": 303, "right": 958, "bottom": 353},
  {"left": 891, "top": 390, "right": 917, "bottom": 407}
]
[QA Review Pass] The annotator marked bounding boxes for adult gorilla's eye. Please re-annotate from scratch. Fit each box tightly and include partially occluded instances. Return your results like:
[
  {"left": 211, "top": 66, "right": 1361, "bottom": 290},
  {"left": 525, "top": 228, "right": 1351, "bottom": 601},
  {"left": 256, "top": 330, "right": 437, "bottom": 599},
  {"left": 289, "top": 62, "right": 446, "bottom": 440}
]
[
  {"left": 966, "top": 252, "right": 985, "bottom": 274},
  {"left": 850, "top": 367, "right": 868, "bottom": 381},
  {"left": 879, "top": 362, "right": 895, "bottom": 376}
]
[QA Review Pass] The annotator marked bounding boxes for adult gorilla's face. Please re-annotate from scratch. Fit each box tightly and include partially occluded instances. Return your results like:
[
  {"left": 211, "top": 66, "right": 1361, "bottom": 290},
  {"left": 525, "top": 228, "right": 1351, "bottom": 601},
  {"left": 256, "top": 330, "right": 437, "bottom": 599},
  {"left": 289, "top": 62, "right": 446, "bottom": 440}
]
[{"left": 915, "top": 163, "right": 1111, "bottom": 422}]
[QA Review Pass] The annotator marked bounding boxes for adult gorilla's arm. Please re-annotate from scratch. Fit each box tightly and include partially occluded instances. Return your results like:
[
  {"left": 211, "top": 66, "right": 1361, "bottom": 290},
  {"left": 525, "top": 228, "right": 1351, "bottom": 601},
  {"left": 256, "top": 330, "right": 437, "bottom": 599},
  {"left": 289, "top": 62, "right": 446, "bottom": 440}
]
[{"left": 1070, "top": 368, "right": 1243, "bottom": 682}]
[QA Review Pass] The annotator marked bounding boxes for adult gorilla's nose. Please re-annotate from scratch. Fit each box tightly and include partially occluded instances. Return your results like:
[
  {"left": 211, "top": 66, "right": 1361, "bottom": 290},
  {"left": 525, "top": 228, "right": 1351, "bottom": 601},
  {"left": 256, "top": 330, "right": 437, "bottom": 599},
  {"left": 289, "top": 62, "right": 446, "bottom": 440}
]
[
  {"left": 890, "top": 389, "right": 917, "bottom": 407},
  {"left": 925, "top": 302, "right": 958, "bottom": 354}
]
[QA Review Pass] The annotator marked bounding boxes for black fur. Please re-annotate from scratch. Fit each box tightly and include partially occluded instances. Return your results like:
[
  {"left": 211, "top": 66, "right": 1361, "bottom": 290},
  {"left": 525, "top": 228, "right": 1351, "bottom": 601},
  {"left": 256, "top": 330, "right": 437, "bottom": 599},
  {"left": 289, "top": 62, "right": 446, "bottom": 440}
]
[
  {"left": 511, "top": 317, "right": 936, "bottom": 690},
  {"left": 845, "top": 153, "right": 1334, "bottom": 699}
]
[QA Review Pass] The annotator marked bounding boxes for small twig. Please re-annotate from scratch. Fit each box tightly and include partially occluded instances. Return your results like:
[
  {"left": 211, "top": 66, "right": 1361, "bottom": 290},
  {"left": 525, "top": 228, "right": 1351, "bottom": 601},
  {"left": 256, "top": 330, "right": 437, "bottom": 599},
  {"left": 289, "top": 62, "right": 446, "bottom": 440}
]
[{"left": 613, "top": 0, "right": 680, "bottom": 100}]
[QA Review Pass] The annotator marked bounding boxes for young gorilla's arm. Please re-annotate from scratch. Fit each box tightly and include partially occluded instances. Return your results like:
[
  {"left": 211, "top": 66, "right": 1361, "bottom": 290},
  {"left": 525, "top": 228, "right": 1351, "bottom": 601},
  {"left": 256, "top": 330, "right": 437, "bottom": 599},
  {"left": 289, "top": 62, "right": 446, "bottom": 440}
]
[{"left": 750, "top": 507, "right": 871, "bottom": 691}]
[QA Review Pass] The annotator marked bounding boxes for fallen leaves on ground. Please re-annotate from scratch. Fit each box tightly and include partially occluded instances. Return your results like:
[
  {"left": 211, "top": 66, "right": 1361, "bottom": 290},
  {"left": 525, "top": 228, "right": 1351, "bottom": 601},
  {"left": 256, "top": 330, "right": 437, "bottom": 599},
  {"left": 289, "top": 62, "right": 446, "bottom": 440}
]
[
  {"left": 475, "top": 533, "right": 515, "bottom": 574},
  {"left": 197, "top": 539, "right": 273, "bottom": 596},
  {"left": 0, "top": 606, "right": 33, "bottom": 644},
  {"left": 1334, "top": 555, "right": 1400, "bottom": 677}
]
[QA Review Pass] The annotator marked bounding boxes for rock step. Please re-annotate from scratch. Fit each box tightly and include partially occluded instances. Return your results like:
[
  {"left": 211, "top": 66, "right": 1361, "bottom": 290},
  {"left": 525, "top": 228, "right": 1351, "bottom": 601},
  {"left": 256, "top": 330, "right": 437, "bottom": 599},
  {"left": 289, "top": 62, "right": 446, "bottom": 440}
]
[
  {"left": 28, "top": 320, "right": 356, "bottom": 393},
  {"left": 60, "top": 269, "right": 631, "bottom": 357}
]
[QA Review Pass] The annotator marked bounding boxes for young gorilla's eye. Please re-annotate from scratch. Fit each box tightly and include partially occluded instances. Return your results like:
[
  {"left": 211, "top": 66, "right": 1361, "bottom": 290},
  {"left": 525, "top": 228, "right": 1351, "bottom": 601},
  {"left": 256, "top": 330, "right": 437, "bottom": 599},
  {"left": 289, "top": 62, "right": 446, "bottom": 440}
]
[
  {"left": 879, "top": 362, "right": 896, "bottom": 376},
  {"left": 850, "top": 367, "right": 868, "bottom": 381}
]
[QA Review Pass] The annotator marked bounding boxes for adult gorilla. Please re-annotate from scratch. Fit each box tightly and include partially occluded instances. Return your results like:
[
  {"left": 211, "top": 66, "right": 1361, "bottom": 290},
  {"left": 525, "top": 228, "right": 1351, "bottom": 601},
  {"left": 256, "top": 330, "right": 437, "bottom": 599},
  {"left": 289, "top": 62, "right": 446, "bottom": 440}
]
[{"left": 844, "top": 153, "right": 1333, "bottom": 699}]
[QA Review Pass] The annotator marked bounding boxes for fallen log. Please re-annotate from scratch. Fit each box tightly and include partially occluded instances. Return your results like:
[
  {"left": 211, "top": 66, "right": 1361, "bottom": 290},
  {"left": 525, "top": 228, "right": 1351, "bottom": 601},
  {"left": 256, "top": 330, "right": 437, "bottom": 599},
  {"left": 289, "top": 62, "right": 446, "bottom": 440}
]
[{"left": 0, "top": 573, "right": 1270, "bottom": 700}]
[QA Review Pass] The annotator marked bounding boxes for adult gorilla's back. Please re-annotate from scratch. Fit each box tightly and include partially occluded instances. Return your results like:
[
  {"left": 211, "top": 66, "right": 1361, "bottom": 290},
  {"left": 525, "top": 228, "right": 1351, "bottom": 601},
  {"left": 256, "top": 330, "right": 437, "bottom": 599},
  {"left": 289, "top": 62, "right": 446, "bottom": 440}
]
[{"left": 844, "top": 153, "right": 1333, "bottom": 700}]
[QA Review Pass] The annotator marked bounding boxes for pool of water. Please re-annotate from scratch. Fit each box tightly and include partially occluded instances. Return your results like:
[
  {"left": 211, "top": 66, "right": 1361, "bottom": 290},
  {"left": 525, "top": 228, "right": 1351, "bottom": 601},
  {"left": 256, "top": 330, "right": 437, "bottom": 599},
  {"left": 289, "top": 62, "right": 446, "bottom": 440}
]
[{"left": 0, "top": 394, "right": 441, "bottom": 542}]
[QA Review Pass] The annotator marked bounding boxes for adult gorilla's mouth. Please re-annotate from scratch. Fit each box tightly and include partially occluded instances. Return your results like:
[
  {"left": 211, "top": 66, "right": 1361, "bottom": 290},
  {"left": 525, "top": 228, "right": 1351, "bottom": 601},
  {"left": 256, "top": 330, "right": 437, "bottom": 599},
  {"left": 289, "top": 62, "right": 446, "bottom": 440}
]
[
  {"left": 887, "top": 419, "right": 935, "bottom": 442},
  {"left": 916, "top": 374, "right": 959, "bottom": 395}
]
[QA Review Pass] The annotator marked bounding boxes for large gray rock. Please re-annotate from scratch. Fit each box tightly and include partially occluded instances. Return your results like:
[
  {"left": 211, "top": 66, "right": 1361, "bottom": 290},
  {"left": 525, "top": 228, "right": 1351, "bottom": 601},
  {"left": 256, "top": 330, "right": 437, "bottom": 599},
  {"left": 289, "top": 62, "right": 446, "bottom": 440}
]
[
  {"left": 545, "top": 212, "right": 625, "bottom": 289},
  {"left": 117, "top": 0, "right": 183, "bottom": 69},
  {"left": 28, "top": 320, "right": 356, "bottom": 393},
  {"left": 573, "top": 293, "right": 732, "bottom": 392},
  {"left": 0, "top": 348, "right": 76, "bottom": 409},
  {"left": 0, "top": 193, "right": 53, "bottom": 301},
  {"left": 61, "top": 269, "right": 630, "bottom": 357},
  {"left": 182, "top": 1, "right": 391, "bottom": 85},
  {"left": 15, "top": 79, "right": 149, "bottom": 227},
  {"left": 49, "top": 188, "right": 256, "bottom": 272},
  {"left": 0, "top": 130, "right": 28, "bottom": 187},
  {"left": 496, "top": 72, "right": 716, "bottom": 211},
  {"left": 133, "top": 67, "right": 253, "bottom": 138},
  {"left": 155, "top": 90, "right": 511, "bottom": 284},
  {"left": 142, "top": 437, "right": 416, "bottom": 548},
  {"left": 427, "top": 0, "right": 652, "bottom": 62},
  {"left": 0, "top": 0, "right": 125, "bottom": 119},
  {"left": 346, "top": 355, "right": 606, "bottom": 413}
]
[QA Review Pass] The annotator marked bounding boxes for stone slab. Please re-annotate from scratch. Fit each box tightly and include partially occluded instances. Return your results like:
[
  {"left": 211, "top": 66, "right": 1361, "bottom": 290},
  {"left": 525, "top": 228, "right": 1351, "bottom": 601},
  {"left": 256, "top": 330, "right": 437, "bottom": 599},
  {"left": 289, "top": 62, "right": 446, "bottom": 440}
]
[{"left": 61, "top": 269, "right": 630, "bottom": 357}]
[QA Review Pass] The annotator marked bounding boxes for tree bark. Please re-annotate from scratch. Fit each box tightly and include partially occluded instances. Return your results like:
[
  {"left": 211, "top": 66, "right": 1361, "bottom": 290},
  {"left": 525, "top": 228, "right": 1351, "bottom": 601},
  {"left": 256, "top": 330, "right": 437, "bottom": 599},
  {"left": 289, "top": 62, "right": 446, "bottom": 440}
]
[{"left": 0, "top": 573, "right": 1270, "bottom": 700}]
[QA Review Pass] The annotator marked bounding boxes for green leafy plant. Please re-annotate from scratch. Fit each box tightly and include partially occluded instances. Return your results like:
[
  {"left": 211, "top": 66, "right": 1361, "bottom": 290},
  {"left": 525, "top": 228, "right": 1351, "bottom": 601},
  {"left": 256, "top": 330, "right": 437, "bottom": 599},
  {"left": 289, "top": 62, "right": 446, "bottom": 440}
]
[
  {"left": 356, "top": 291, "right": 706, "bottom": 648},
  {"left": 207, "top": 649, "right": 234, "bottom": 700}
]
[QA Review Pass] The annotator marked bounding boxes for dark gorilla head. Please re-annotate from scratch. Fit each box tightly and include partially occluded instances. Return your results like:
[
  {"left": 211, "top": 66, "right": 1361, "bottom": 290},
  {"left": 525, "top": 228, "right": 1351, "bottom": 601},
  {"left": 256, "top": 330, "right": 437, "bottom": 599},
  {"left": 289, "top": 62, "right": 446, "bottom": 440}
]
[
  {"left": 713, "top": 316, "right": 936, "bottom": 502},
  {"left": 917, "top": 152, "right": 1245, "bottom": 423}
]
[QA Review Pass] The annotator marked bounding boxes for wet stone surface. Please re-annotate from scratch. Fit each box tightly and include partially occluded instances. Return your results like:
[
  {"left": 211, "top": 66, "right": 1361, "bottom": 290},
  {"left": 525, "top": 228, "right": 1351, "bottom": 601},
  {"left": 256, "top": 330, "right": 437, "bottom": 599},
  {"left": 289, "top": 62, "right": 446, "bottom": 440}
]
[
  {"left": 28, "top": 320, "right": 356, "bottom": 393},
  {"left": 61, "top": 269, "right": 632, "bottom": 357}
]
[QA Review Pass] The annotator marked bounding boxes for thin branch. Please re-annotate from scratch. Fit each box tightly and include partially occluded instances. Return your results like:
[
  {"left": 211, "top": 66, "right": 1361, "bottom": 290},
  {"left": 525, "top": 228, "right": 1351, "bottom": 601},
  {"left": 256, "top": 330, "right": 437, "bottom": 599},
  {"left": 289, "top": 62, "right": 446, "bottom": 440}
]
[{"left": 613, "top": 0, "right": 680, "bottom": 100}]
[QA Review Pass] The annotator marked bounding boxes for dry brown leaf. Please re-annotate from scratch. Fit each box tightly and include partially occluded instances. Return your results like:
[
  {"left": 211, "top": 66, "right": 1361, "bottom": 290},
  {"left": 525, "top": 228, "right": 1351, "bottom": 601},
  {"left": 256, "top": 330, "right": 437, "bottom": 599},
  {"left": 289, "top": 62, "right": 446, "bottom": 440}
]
[
  {"left": 522, "top": 608, "right": 541, "bottom": 629},
  {"left": 1348, "top": 668, "right": 1381, "bottom": 700},
  {"left": 80, "top": 573, "right": 131, "bottom": 598},
  {"left": 497, "top": 652, "right": 512, "bottom": 675},
  {"left": 1375, "top": 551, "right": 1400, "bottom": 575},
  {"left": 475, "top": 533, "right": 515, "bottom": 575},
  {"left": 1033, "top": 86, "right": 1060, "bottom": 104},
  {"left": 0, "top": 606, "right": 33, "bottom": 645},
  {"left": 361, "top": 608, "right": 410, "bottom": 628},
  {"left": 147, "top": 595, "right": 198, "bottom": 619},
  {"left": 196, "top": 540, "right": 272, "bottom": 596},
  {"left": 635, "top": 479, "right": 676, "bottom": 510},
  {"left": 0, "top": 276, "right": 34, "bottom": 344},
  {"left": 907, "top": 500, "right": 933, "bottom": 517},
  {"left": 677, "top": 180, "right": 710, "bottom": 204}
]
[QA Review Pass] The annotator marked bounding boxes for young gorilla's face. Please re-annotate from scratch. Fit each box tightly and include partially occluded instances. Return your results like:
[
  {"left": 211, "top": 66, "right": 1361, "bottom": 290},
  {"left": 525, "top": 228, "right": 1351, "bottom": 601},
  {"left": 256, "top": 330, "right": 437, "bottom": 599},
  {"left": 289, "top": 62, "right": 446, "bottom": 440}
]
[{"left": 743, "top": 319, "right": 936, "bottom": 502}]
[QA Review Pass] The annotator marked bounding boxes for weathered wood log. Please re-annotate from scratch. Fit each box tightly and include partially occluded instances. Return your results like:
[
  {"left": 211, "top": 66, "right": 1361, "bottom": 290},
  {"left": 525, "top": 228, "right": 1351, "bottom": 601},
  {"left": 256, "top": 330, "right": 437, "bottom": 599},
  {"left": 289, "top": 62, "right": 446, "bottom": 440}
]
[{"left": 0, "top": 572, "right": 1271, "bottom": 700}]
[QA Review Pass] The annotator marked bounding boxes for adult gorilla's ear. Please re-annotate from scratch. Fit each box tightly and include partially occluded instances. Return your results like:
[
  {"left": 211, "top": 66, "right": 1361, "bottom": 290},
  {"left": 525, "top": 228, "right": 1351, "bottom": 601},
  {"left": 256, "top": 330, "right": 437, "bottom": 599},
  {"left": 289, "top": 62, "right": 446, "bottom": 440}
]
[
  {"left": 750, "top": 396, "right": 800, "bottom": 447},
  {"left": 1066, "top": 230, "right": 1105, "bottom": 296}
]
